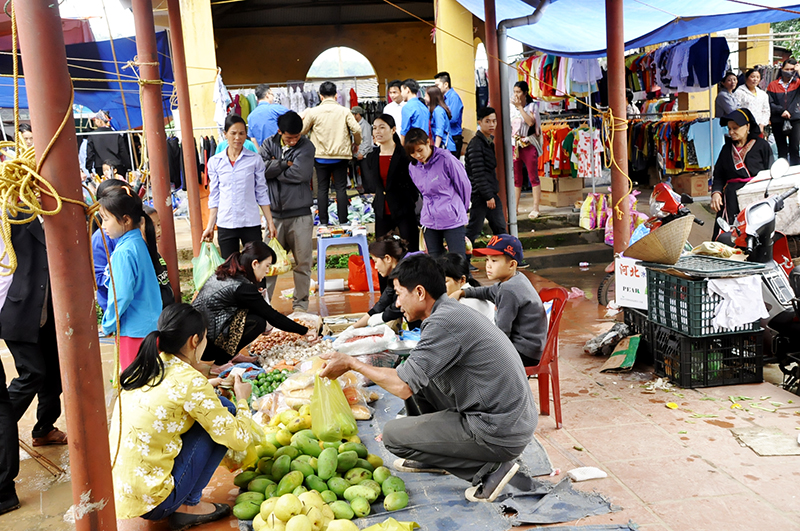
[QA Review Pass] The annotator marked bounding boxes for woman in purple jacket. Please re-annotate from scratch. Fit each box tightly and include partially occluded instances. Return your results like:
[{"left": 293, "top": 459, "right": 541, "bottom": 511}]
[{"left": 405, "top": 128, "right": 472, "bottom": 258}]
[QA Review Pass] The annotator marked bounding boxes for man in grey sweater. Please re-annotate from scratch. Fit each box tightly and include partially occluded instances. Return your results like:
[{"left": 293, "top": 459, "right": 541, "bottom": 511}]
[
  {"left": 260, "top": 111, "right": 316, "bottom": 311},
  {"left": 453, "top": 234, "right": 546, "bottom": 365}
]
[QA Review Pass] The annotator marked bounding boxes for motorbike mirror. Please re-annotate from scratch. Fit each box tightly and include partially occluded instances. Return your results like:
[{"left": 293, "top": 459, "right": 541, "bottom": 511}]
[
  {"left": 716, "top": 217, "right": 731, "bottom": 232},
  {"left": 770, "top": 158, "right": 790, "bottom": 180}
]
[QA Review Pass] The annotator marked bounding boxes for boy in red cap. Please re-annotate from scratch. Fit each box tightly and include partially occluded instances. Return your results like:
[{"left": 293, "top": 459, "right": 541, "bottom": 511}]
[{"left": 451, "top": 233, "right": 546, "bottom": 365}]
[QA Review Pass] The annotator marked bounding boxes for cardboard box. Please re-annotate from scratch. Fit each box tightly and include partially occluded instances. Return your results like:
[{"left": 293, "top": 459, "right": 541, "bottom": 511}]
[
  {"left": 321, "top": 313, "right": 365, "bottom": 335},
  {"left": 541, "top": 176, "right": 584, "bottom": 193},
  {"left": 541, "top": 190, "right": 584, "bottom": 207},
  {"left": 671, "top": 173, "right": 709, "bottom": 198}
]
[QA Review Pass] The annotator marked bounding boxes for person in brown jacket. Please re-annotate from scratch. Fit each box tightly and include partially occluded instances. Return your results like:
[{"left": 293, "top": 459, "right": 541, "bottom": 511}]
[{"left": 302, "top": 82, "right": 362, "bottom": 225}]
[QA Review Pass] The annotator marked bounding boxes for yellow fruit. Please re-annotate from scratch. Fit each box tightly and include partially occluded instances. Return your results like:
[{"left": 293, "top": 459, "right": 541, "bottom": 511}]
[
  {"left": 260, "top": 497, "right": 279, "bottom": 520},
  {"left": 254, "top": 513, "right": 267, "bottom": 531},
  {"left": 287, "top": 415, "right": 311, "bottom": 434},
  {"left": 280, "top": 409, "right": 300, "bottom": 425},
  {"left": 298, "top": 404, "right": 311, "bottom": 416},
  {"left": 344, "top": 435, "right": 360, "bottom": 444},
  {"left": 304, "top": 506, "right": 323, "bottom": 531},
  {"left": 365, "top": 454, "right": 383, "bottom": 469},
  {"left": 285, "top": 514, "right": 312, "bottom": 531},
  {"left": 273, "top": 493, "right": 303, "bottom": 522},
  {"left": 266, "top": 513, "right": 287, "bottom": 531},
  {"left": 298, "top": 490, "right": 324, "bottom": 512},
  {"left": 269, "top": 414, "right": 284, "bottom": 427},
  {"left": 275, "top": 429, "right": 293, "bottom": 447},
  {"left": 326, "top": 520, "right": 359, "bottom": 531}
]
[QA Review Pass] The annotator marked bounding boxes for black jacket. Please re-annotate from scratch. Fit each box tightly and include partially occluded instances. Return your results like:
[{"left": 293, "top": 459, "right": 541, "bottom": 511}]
[
  {"left": 711, "top": 136, "right": 773, "bottom": 195},
  {"left": 362, "top": 141, "right": 419, "bottom": 220},
  {"left": 767, "top": 78, "right": 800, "bottom": 122},
  {"left": 85, "top": 127, "right": 131, "bottom": 174},
  {"left": 260, "top": 134, "right": 316, "bottom": 219},
  {"left": 0, "top": 217, "right": 50, "bottom": 343},
  {"left": 464, "top": 131, "right": 499, "bottom": 201}
]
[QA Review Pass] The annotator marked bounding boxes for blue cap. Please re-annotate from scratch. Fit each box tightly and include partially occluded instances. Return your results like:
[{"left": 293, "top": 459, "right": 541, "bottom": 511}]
[{"left": 472, "top": 234, "right": 524, "bottom": 262}]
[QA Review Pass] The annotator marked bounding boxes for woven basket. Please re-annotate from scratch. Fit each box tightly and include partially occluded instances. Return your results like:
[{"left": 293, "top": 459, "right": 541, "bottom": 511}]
[{"left": 624, "top": 214, "right": 694, "bottom": 265}]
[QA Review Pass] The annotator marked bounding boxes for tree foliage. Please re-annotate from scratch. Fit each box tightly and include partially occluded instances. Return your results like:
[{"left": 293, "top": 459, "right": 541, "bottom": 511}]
[{"left": 772, "top": 19, "right": 800, "bottom": 59}]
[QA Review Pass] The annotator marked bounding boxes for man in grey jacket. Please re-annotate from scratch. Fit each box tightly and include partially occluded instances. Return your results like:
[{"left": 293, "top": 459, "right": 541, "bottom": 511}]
[{"left": 260, "top": 111, "right": 316, "bottom": 311}]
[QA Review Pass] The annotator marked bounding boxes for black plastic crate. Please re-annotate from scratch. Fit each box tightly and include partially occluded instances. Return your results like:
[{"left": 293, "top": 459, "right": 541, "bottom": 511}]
[
  {"left": 623, "top": 307, "right": 653, "bottom": 363},
  {"left": 652, "top": 324, "right": 763, "bottom": 388},
  {"left": 646, "top": 269, "right": 761, "bottom": 337}
]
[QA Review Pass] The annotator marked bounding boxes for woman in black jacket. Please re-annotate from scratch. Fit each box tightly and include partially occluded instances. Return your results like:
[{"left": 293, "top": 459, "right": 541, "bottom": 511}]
[
  {"left": 767, "top": 58, "right": 800, "bottom": 165},
  {"left": 712, "top": 108, "right": 773, "bottom": 238},
  {"left": 192, "top": 241, "right": 317, "bottom": 366},
  {"left": 363, "top": 114, "right": 420, "bottom": 251}
]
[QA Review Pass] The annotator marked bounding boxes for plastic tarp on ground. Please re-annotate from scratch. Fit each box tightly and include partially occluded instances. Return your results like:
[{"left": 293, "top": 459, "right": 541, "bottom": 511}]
[
  {"left": 457, "top": 0, "right": 800, "bottom": 58},
  {"left": 0, "top": 31, "right": 173, "bottom": 130}
]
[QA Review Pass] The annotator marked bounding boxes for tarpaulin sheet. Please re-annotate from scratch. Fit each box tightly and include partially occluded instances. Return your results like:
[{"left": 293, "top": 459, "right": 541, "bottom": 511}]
[
  {"left": 0, "top": 31, "right": 173, "bottom": 130},
  {"left": 458, "top": 0, "right": 800, "bottom": 58},
  {"left": 356, "top": 390, "right": 553, "bottom": 530}
]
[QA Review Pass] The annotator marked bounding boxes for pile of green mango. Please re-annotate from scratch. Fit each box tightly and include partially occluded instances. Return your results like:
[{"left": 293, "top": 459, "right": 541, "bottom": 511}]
[{"left": 232, "top": 429, "right": 410, "bottom": 529}]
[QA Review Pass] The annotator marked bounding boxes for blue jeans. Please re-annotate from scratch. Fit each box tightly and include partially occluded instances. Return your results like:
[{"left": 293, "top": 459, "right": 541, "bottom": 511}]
[
  {"left": 142, "top": 395, "right": 236, "bottom": 520},
  {"left": 423, "top": 226, "right": 466, "bottom": 259}
]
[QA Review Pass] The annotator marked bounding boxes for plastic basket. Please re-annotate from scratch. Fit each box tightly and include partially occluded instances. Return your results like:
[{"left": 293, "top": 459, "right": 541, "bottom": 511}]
[
  {"left": 652, "top": 324, "right": 763, "bottom": 388},
  {"left": 623, "top": 307, "right": 653, "bottom": 363},
  {"left": 641, "top": 255, "right": 765, "bottom": 279},
  {"left": 646, "top": 269, "right": 761, "bottom": 337}
]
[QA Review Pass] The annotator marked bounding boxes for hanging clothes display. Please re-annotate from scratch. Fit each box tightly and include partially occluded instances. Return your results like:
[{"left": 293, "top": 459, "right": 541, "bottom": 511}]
[
  {"left": 515, "top": 55, "right": 604, "bottom": 101},
  {"left": 627, "top": 113, "right": 715, "bottom": 175},
  {"left": 538, "top": 119, "right": 603, "bottom": 180}
]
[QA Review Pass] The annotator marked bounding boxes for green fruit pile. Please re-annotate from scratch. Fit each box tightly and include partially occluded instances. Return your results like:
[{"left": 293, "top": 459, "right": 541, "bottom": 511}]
[
  {"left": 251, "top": 369, "right": 293, "bottom": 398},
  {"left": 232, "top": 429, "right": 409, "bottom": 529}
]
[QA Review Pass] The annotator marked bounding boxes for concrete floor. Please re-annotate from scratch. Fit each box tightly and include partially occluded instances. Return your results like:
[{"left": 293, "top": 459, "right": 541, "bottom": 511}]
[{"left": 2, "top": 223, "right": 799, "bottom": 531}]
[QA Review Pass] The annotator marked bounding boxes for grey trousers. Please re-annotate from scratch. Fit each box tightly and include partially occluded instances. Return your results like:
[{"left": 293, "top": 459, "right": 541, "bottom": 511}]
[
  {"left": 264, "top": 214, "right": 314, "bottom": 311},
  {"left": 382, "top": 385, "right": 527, "bottom": 482}
]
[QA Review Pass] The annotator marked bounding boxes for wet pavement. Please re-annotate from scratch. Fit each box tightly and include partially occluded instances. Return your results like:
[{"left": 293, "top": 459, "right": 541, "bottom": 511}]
[{"left": 2, "top": 256, "right": 799, "bottom": 530}]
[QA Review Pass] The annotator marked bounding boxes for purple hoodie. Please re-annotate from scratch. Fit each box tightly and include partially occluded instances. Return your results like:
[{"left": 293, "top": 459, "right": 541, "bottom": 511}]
[{"left": 408, "top": 147, "right": 472, "bottom": 230}]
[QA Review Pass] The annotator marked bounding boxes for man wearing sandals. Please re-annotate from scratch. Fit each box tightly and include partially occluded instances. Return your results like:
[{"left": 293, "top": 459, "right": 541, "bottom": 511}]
[{"left": 320, "top": 254, "right": 537, "bottom": 502}]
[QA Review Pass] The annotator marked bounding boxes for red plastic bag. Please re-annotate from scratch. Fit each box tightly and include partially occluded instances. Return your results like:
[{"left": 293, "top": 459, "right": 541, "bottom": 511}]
[{"left": 347, "top": 255, "right": 378, "bottom": 292}]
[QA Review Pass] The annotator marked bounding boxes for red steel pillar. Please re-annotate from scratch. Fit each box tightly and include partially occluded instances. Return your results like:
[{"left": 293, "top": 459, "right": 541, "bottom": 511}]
[
  {"left": 606, "top": 0, "right": 631, "bottom": 252},
  {"left": 167, "top": 0, "right": 203, "bottom": 257},
  {"left": 131, "top": 0, "right": 181, "bottom": 300},
  {"left": 15, "top": 2, "right": 118, "bottom": 529},
  {"left": 483, "top": 0, "right": 508, "bottom": 221}
]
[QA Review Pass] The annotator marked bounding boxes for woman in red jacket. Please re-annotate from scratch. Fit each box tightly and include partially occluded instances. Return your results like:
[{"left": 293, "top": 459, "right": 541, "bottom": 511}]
[{"left": 767, "top": 58, "right": 800, "bottom": 165}]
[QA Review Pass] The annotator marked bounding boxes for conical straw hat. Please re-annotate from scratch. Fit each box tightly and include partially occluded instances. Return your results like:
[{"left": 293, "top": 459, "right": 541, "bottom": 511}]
[{"left": 624, "top": 214, "right": 694, "bottom": 265}]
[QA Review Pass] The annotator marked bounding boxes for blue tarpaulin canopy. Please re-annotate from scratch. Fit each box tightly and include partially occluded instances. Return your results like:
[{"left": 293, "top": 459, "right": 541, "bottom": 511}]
[
  {"left": 457, "top": 0, "right": 800, "bottom": 58},
  {"left": 0, "top": 31, "right": 173, "bottom": 130}
]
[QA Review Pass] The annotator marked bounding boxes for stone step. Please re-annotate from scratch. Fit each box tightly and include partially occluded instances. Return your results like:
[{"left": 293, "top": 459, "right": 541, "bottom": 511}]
[{"left": 520, "top": 242, "right": 614, "bottom": 270}]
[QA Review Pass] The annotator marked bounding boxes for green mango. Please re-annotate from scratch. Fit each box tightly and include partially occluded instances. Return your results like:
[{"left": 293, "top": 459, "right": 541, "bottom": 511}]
[
  {"left": 273, "top": 446, "right": 300, "bottom": 460},
  {"left": 235, "top": 491, "right": 265, "bottom": 505},
  {"left": 358, "top": 479, "right": 381, "bottom": 499},
  {"left": 248, "top": 478, "right": 274, "bottom": 494},
  {"left": 382, "top": 476, "right": 406, "bottom": 497},
  {"left": 319, "top": 489, "right": 338, "bottom": 504},
  {"left": 276, "top": 470, "right": 304, "bottom": 497},
  {"left": 338, "top": 442, "right": 368, "bottom": 459},
  {"left": 257, "top": 458, "right": 274, "bottom": 476},
  {"left": 233, "top": 470, "right": 259, "bottom": 489},
  {"left": 384, "top": 491, "right": 409, "bottom": 511},
  {"left": 264, "top": 484, "right": 277, "bottom": 499},
  {"left": 327, "top": 477, "right": 350, "bottom": 498},
  {"left": 317, "top": 448, "right": 338, "bottom": 480},
  {"left": 372, "top": 466, "right": 392, "bottom": 484},
  {"left": 271, "top": 455, "right": 292, "bottom": 481},
  {"left": 257, "top": 443, "right": 278, "bottom": 458},
  {"left": 343, "top": 468, "right": 372, "bottom": 485},
  {"left": 343, "top": 485, "right": 378, "bottom": 504},
  {"left": 328, "top": 500, "right": 354, "bottom": 520},
  {"left": 232, "top": 501, "right": 261, "bottom": 520},
  {"left": 322, "top": 441, "right": 340, "bottom": 450},
  {"left": 290, "top": 459, "right": 315, "bottom": 478},
  {"left": 336, "top": 451, "right": 358, "bottom": 474},
  {"left": 354, "top": 458, "right": 374, "bottom": 473},
  {"left": 263, "top": 432, "right": 281, "bottom": 448},
  {"left": 292, "top": 485, "right": 308, "bottom": 496},
  {"left": 304, "top": 474, "right": 327, "bottom": 493},
  {"left": 295, "top": 434, "right": 323, "bottom": 458},
  {"left": 350, "top": 496, "right": 371, "bottom": 518}
]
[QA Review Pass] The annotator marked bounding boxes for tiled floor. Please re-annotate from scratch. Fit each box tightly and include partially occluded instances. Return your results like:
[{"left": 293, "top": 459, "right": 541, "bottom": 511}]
[{"left": 2, "top": 262, "right": 799, "bottom": 531}]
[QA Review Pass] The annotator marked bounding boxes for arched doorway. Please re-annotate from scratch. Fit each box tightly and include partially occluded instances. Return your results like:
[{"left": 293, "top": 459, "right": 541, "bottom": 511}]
[{"left": 306, "top": 47, "right": 379, "bottom": 98}]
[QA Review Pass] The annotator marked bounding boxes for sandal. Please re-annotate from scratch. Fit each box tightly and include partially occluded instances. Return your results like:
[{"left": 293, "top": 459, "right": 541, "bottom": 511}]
[
  {"left": 528, "top": 211, "right": 540, "bottom": 220},
  {"left": 168, "top": 503, "right": 230, "bottom": 531},
  {"left": 32, "top": 428, "right": 67, "bottom": 447}
]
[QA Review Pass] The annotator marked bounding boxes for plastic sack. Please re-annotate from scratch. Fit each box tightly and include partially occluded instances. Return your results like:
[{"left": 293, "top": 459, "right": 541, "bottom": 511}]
[
  {"left": 333, "top": 325, "right": 396, "bottom": 355},
  {"left": 596, "top": 194, "right": 609, "bottom": 229},
  {"left": 363, "top": 518, "right": 421, "bottom": 531},
  {"left": 266, "top": 238, "right": 292, "bottom": 276},
  {"left": 347, "top": 255, "right": 379, "bottom": 292},
  {"left": 191, "top": 242, "right": 224, "bottom": 291},
  {"left": 220, "top": 417, "right": 266, "bottom": 472},
  {"left": 310, "top": 374, "right": 358, "bottom": 442}
]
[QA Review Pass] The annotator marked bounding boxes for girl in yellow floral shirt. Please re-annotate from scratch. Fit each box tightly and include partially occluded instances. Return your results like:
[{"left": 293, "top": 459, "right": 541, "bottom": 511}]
[{"left": 109, "top": 303, "right": 254, "bottom": 529}]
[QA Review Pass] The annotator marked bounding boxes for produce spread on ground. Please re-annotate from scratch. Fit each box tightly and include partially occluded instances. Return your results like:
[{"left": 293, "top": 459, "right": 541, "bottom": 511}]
[{"left": 229, "top": 318, "right": 414, "bottom": 531}]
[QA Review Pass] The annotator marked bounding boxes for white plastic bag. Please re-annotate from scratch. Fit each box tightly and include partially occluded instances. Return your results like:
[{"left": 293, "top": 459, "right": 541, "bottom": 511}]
[{"left": 332, "top": 325, "right": 397, "bottom": 355}]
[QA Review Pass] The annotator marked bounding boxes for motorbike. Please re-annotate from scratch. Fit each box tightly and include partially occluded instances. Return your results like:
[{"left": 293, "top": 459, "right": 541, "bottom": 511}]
[{"left": 716, "top": 158, "right": 800, "bottom": 392}]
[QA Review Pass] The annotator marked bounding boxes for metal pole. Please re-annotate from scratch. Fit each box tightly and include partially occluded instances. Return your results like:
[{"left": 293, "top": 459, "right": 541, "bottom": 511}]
[
  {"left": 605, "top": 0, "right": 631, "bottom": 253},
  {"left": 588, "top": 96, "right": 596, "bottom": 194},
  {"left": 131, "top": 0, "right": 181, "bottom": 302},
  {"left": 15, "top": 2, "right": 118, "bottom": 529},
  {"left": 708, "top": 34, "right": 715, "bottom": 181},
  {"left": 498, "top": 27, "right": 517, "bottom": 237},
  {"left": 484, "top": 0, "right": 509, "bottom": 224},
  {"left": 167, "top": 0, "right": 204, "bottom": 257}
]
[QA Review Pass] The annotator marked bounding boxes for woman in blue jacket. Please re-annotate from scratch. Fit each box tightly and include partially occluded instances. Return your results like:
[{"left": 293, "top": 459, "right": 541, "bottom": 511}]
[{"left": 426, "top": 87, "right": 456, "bottom": 153}]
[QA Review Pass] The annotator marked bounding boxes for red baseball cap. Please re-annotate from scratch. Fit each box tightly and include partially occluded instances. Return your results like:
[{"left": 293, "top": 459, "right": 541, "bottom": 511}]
[{"left": 472, "top": 233, "right": 524, "bottom": 261}]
